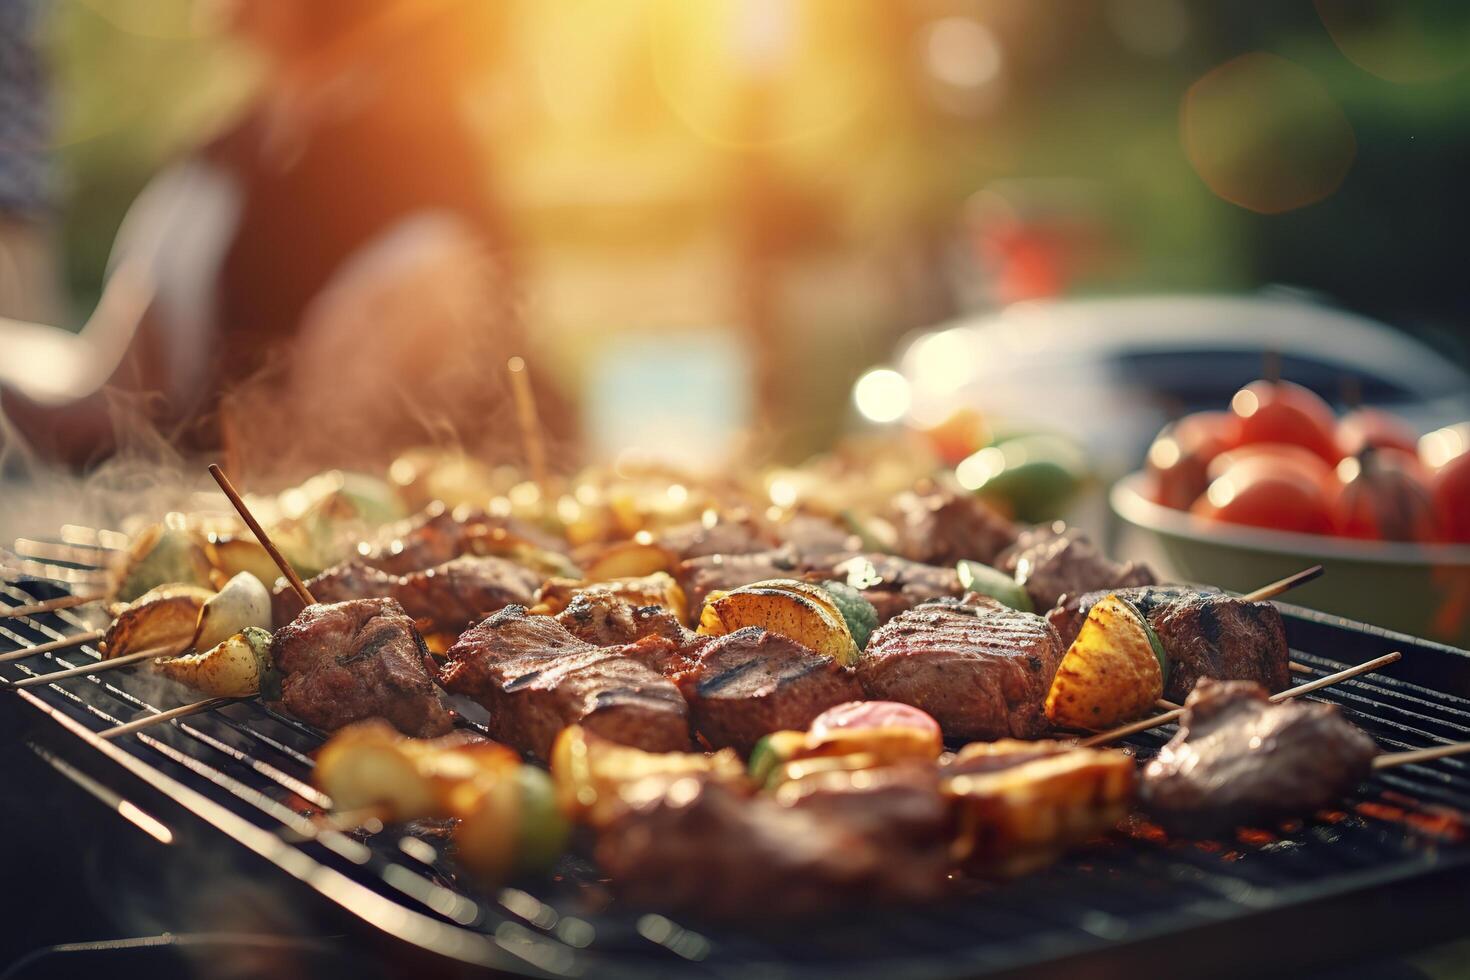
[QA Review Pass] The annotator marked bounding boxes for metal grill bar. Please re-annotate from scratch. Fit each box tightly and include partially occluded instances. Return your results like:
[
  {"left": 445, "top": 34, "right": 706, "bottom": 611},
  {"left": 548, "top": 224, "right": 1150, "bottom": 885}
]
[{"left": 4, "top": 566, "right": 1470, "bottom": 980}]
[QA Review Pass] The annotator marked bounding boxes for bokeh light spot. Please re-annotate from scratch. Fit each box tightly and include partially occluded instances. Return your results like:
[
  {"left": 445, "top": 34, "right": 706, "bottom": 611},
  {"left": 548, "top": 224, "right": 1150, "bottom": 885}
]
[
  {"left": 1182, "top": 53, "right": 1356, "bottom": 214},
  {"left": 1316, "top": 0, "right": 1470, "bottom": 84},
  {"left": 852, "top": 368, "right": 911, "bottom": 424}
]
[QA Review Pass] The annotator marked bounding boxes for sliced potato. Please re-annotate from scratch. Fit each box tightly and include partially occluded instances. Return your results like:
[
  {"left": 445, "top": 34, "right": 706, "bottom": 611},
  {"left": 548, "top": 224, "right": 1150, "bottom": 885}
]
[
  {"left": 697, "top": 579, "right": 860, "bottom": 666},
  {"left": 1044, "top": 593, "right": 1164, "bottom": 731},
  {"left": 578, "top": 540, "right": 678, "bottom": 582},
  {"left": 154, "top": 626, "right": 273, "bottom": 698},
  {"left": 550, "top": 724, "right": 746, "bottom": 827},
  {"left": 192, "top": 572, "right": 272, "bottom": 652},
  {"left": 102, "top": 583, "right": 214, "bottom": 659}
]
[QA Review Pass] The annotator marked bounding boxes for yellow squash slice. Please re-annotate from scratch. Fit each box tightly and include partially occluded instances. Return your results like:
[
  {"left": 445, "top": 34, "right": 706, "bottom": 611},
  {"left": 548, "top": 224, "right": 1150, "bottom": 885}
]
[
  {"left": 696, "top": 579, "right": 860, "bottom": 666},
  {"left": 154, "top": 626, "right": 273, "bottom": 698},
  {"left": 1045, "top": 593, "right": 1164, "bottom": 731}
]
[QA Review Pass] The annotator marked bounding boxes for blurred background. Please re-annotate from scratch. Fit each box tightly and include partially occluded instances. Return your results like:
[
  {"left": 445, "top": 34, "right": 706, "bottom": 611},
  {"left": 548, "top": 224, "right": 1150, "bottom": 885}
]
[
  {"left": 2, "top": 0, "right": 1470, "bottom": 639},
  {"left": 3, "top": 0, "right": 1465, "bottom": 461}
]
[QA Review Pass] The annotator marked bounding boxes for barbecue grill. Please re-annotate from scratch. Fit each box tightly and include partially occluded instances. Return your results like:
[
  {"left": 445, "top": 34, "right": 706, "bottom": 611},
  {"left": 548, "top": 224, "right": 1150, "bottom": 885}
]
[{"left": 4, "top": 543, "right": 1470, "bottom": 979}]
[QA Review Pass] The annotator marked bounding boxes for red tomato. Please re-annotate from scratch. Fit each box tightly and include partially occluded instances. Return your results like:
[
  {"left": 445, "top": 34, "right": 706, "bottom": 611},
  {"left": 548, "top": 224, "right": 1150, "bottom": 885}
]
[
  {"left": 1330, "top": 450, "right": 1438, "bottom": 541},
  {"left": 1337, "top": 408, "right": 1419, "bottom": 458},
  {"left": 1432, "top": 451, "right": 1470, "bottom": 543},
  {"left": 1191, "top": 456, "right": 1334, "bottom": 535},
  {"left": 1145, "top": 411, "right": 1240, "bottom": 510},
  {"left": 809, "top": 700, "right": 941, "bottom": 739},
  {"left": 1230, "top": 380, "right": 1342, "bottom": 463},
  {"left": 1206, "top": 442, "right": 1336, "bottom": 493}
]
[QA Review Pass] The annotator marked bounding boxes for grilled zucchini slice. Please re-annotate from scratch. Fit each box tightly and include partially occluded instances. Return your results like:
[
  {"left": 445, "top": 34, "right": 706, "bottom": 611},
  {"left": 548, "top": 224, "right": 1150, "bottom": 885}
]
[{"left": 697, "top": 579, "right": 861, "bottom": 666}]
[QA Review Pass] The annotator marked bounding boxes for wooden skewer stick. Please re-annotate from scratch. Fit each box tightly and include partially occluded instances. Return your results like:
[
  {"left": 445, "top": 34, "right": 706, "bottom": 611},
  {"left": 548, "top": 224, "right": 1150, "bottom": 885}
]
[
  {"left": 208, "top": 463, "right": 316, "bottom": 606},
  {"left": 1081, "top": 651, "right": 1402, "bottom": 748},
  {"left": 0, "top": 593, "right": 106, "bottom": 619},
  {"left": 1239, "top": 565, "right": 1324, "bottom": 603},
  {"left": 99, "top": 697, "right": 240, "bottom": 740},
  {"left": 506, "top": 356, "right": 550, "bottom": 491},
  {"left": 0, "top": 629, "right": 105, "bottom": 664},
  {"left": 8, "top": 646, "right": 180, "bottom": 690},
  {"left": 1374, "top": 740, "right": 1470, "bottom": 770}
]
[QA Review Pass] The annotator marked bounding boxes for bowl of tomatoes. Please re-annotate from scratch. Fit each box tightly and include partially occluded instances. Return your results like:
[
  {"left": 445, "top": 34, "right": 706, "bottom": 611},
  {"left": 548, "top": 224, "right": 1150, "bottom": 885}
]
[{"left": 1112, "top": 378, "right": 1470, "bottom": 648}]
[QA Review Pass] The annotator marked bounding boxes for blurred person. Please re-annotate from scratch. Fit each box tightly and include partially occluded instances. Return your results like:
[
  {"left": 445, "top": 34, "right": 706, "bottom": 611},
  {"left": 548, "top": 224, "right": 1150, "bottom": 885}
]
[
  {"left": 0, "top": 0, "right": 568, "bottom": 477},
  {"left": 0, "top": 0, "right": 63, "bottom": 325}
]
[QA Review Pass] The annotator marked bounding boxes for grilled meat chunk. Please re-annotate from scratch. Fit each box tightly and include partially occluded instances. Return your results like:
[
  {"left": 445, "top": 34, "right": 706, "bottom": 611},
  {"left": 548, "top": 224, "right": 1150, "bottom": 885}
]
[
  {"left": 439, "top": 606, "right": 690, "bottom": 759},
  {"left": 596, "top": 775, "right": 946, "bottom": 919},
  {"left": 364, "top": 504, "right": 567, "bottom": 575},
  {"left": 1048, "top": 587, "right": 1290, "bottom": 701},
  {"left": 273, "top": 555, "right": 539, "bottom": 637},
  {"left": 826, "top": 553, "right": 965, "bottom": 624},
  {"left": 269, "top": 598, "right": 454, "bottom": 737},
  {"left": 1000, "top": 524, "right": 1155, "bottom": 611},
  {"left": 554, "top": 590, "right": 690, "bottom": 647},
  {"left": 672, "top": 627, "right": 864, "bottom": 753},
  {"left": 859, "top": 594, "right": 1064, "bottom": 740},
  {"left": 772, "top": 513, "right": 862, "bottom": 558},
  {"left": 1141, "top": 679, "right": 1378, "bottom": 837},
  {"left": 677, "top": 546, "right": 805, "bottom": 620},
  {"left": 889, "top": 485, "right": 1018, "bottom": 566}
]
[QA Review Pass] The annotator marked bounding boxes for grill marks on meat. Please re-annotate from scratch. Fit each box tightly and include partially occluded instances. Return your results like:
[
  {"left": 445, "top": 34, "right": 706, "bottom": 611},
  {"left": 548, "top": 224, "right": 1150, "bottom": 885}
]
[
  {"left": 890, "top": 485, "right": 1018, "bottom": 566},
  {"left": 859, "top": 594, "right": 1064, "bottom": 740},
  {"left": 1048, "top": 587, "right": 1290, "bottom": 701},
  {"left": 439, "top": 606, "right": 689, "bottom": 759},
  {"left": 554, "top": 590, "right": 689, "bottom": 647},
  {"left": 1001, "top": 525, "right": 1155, "bottom": 611},
  {"left": 596, "top": 775, "right": 947, "bottom": 919},
  {"left": 673, "top": 627, "right": 864, "bottom": 753},
  {"left": 269, "top": 598, "right": 454, "bottom": 737},
  {"left": 274, "top": 555, "right": 539, "bottom": 637},
  {"left": 1141, "top": 679, "right": 1378, "bottom": 837}
]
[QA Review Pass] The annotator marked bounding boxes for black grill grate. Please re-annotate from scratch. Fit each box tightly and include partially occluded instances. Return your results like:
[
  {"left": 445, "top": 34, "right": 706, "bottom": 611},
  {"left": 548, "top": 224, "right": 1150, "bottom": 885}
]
[{"left": 3, "top": 559, "right": 1470, "bottom": 979}]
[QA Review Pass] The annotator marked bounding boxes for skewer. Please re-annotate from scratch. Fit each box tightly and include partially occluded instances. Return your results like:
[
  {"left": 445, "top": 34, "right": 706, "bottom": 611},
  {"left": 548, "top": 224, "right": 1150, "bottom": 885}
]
[
  {"left": 1239, "top": 565, "right": 1323, "bottom": 603},
  {"left": 208, "top": 463, "right": 316, "bottom": 605},
  {"left": 99, "top": 697, "right": 241, "bottom": 740},
  {"left": 1081, "top": 651, "right": 1402, "bottom": 747},
  {"left": 1374, "top": 741, "right": 1470, "bottom": 770},
  {"left": 8, "top": 646, "right": 181, "bottom": 690},
  {"left": 0, "top": 629, "right": 105, "bottom": 664},
  {"left": 0, "top": 593, "right": 106, "bottom": 619},
  {"left": 506, "top": 356, "right": 551, "bottom": 491}
]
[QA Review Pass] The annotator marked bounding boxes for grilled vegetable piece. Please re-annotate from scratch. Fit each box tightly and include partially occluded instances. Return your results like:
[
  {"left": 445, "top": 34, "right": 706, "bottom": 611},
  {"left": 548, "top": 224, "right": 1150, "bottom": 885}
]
[
  {"left": 750, "top": 702, "right": 944, "bottom": 789},
  {"left": 1044, "top": 593, "right": 1165, "bottom": 731},
  {"left": 192, "top": 572, "right": 272, "bottom": 652},
  {"left": 314, "top": 720, "right": 521, "bottom": 821},
  {"left": 943, "top": 743, "right": 1136, "bottom": 876},
  {"left": 550, "top": 724, "right": 747, "bottom": 827},
  {"left": 578, "top": 541, "right": 678, "bottom": 582},
  {"left": 203, "top": 536, "right": 282, "bottom": 592},
  {"left": 818, "top": 581, "right": 878, "bottom": 649},
  {"left": 102, "top": 583, "right": 214, "bottom": 659},
  {"left": 535, "top": 572, "right": 688, "bottom": 625},
  {"left": 955, "top": 560, "right": 1033, "bottom": 612},
  {"left": 748, "top": 730, "right": 808, "bottom": 783},
  {"left": 114, "top": 521, "right": 213, "bottom": 600},
  {"left": 453, "top": 765, "right": 570, "bottom": 880},
  {"left": 154, "top": 626, "right": 273, "bottom": 698},
  {"left": 697, "top": 579, "right": 861, "bottom": 666}
]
